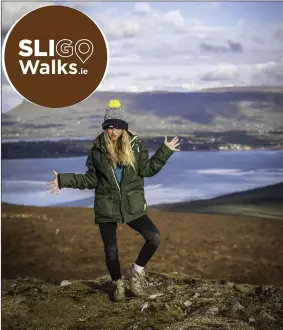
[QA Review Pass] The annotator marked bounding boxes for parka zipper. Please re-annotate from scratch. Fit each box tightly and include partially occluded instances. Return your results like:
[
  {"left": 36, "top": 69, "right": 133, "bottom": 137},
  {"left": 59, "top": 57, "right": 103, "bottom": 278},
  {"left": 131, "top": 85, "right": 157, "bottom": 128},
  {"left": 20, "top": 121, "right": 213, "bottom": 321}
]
[
  {"left": 111, "top": 167, "right": 121, "bottom": 198},
  {"left": 101, "top": 143, "right": 122, "bottom": 198},
  {"left": 111, "top": 166, "right": 124, "bottom": 223}
]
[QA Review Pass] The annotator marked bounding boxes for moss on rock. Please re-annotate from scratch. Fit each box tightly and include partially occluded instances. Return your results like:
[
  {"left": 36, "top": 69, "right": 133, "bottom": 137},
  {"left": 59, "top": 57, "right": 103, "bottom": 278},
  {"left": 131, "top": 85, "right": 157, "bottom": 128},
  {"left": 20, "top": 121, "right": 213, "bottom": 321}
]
[{"left": 2, "top": 271, "right": 283, "bottom": 330}]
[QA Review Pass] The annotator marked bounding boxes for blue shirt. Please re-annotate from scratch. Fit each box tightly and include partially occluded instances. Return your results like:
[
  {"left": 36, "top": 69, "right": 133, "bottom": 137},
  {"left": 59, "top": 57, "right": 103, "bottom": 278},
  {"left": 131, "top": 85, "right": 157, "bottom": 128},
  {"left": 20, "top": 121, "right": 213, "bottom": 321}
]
[{"left": 115, "top": 164, "right": 123, "bottom": 183}]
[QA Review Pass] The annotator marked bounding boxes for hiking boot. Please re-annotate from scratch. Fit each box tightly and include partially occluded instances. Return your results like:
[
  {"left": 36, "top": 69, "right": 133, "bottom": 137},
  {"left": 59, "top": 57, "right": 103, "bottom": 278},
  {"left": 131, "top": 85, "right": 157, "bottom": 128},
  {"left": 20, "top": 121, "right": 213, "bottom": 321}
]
[
  {"left": 112, "top": 278, "right": 126, "bottom": 301},
  {"left": 125, "top": 264, "right": 149, "bottom": 297}
]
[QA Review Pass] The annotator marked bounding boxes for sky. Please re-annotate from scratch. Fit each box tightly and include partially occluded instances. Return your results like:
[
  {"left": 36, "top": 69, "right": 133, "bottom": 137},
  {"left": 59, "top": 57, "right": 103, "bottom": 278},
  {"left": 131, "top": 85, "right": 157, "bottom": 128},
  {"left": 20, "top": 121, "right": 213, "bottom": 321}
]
[{"left": 1, "top": 1, "right": 283, "bottom": 112}]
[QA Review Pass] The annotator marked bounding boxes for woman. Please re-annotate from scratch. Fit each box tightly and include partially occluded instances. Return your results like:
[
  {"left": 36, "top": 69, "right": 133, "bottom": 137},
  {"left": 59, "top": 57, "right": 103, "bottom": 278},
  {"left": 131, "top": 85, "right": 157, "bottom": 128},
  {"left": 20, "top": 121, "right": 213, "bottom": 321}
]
[{"left": 46, "top": 99, "right": 180, "bottom": 302}]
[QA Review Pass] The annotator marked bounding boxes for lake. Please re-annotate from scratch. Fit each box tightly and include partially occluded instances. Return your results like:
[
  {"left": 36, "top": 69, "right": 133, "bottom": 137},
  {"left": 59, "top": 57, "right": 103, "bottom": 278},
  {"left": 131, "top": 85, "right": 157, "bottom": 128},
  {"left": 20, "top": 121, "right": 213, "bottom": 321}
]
[{"left": 2, "top": 150, "right": 283, "bottom": 208}]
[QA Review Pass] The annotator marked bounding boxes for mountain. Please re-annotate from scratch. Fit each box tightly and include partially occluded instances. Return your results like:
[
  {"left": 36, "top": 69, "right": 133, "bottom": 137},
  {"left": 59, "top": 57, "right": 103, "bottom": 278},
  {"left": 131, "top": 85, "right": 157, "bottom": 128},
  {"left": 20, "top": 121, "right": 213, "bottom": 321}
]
[{"left": 2, "top": 86, "right": 283, "bottom": 139}]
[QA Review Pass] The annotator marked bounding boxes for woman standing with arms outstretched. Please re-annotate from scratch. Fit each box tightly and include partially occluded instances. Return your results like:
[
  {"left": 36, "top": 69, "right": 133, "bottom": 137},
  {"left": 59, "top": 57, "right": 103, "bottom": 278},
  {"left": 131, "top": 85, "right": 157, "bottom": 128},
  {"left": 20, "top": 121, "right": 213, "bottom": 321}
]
[{"left": 46, "top": 100, "right": 180, "bottom": 301}]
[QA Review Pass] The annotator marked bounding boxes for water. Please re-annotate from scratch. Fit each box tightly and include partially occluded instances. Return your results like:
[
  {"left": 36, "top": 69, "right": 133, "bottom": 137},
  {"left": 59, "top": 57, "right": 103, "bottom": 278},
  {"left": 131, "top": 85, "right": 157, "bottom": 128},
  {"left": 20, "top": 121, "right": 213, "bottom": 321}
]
[
  {"left": 2, "top": 136, "right": 94, "bottom": 143},
  {"left": 2, "top": 150, "right": 283, "bottom": 208}
]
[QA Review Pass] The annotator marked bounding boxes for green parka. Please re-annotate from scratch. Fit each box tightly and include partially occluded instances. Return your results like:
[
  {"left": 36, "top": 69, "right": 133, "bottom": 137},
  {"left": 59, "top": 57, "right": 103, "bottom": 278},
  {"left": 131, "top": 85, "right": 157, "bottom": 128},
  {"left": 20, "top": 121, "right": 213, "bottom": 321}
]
[{"left": 57, "top": 131, "right": 175, "bottom": 224}]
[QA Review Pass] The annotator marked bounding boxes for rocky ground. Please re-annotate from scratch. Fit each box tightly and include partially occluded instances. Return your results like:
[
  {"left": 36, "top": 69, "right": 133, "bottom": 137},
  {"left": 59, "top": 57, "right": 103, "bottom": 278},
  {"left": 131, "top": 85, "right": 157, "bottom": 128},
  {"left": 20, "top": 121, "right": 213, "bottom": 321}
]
[
  {"left": 2, "top": 202, "right": 283, "bottom": 329},
  {"left": 2, "top": 271, "right": 283, "bottom": 330}
]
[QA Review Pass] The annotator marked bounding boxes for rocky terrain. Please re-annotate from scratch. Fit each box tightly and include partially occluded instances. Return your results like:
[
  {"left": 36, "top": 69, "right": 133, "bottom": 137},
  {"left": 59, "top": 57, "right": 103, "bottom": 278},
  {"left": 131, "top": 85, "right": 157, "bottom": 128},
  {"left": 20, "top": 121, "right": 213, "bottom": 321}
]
[{"left": 2, "top": 271, "right": 283, "bottom": 330}]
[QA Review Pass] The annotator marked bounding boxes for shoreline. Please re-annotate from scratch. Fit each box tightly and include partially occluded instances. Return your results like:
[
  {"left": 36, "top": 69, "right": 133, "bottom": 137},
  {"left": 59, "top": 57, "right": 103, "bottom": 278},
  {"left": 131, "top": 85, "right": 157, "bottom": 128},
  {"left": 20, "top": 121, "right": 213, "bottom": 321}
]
[{"left": 1, "top": 143, "right": 282, "bottom": 161}]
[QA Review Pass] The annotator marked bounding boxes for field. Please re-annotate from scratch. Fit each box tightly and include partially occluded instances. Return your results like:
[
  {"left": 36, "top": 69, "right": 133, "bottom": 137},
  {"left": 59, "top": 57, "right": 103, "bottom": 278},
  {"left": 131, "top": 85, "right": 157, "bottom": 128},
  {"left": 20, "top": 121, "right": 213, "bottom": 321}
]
[{"left": 2, "top": 199, "right": 283, "bottom": 285}]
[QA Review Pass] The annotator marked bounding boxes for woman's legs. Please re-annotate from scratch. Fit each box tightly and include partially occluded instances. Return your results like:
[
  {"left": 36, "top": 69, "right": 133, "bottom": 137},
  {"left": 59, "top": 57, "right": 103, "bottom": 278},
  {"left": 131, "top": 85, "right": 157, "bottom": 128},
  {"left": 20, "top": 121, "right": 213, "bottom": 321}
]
[
  {"left": 98, "top": 222, "right": 122, "bottom": 281},
  {"left": 127, "top": 214, "right": 161, "bottom": 267}
]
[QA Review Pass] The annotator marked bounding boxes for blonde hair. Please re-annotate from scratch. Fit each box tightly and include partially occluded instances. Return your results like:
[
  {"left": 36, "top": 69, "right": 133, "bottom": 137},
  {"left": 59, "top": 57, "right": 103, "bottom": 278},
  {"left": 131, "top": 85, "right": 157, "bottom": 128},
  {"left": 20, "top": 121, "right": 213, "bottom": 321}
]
[{"left": 104, "top": 129, "right": 136, "bottom": 170}]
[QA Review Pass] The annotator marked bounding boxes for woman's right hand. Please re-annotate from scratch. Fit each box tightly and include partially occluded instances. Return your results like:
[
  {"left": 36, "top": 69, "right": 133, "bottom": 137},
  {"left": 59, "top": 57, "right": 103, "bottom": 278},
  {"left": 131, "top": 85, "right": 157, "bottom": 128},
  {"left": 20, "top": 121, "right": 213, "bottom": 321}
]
[{"left": 46, "top": 170, "right": 61, "bottom": 195}]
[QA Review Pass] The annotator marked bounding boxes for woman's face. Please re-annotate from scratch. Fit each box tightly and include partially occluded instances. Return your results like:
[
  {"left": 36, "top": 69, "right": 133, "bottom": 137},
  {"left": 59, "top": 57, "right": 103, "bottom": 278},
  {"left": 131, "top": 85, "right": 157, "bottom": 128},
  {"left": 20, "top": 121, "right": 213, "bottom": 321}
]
[{"left": 106, "top": 127, "right": 122, "bottom": 141}]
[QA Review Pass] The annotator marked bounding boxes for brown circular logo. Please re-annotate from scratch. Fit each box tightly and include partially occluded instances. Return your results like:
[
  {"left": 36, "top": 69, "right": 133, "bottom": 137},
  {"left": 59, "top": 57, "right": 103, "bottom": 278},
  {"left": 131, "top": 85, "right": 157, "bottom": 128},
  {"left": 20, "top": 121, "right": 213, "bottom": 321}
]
[{"left": 2, "top": 5, "right": 108, "bottom": 108}]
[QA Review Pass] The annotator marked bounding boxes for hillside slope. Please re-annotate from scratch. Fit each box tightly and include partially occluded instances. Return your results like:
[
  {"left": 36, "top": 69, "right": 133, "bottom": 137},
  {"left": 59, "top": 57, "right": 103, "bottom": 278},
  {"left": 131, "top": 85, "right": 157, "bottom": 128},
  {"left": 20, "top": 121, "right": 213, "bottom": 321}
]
[{"left": 152, "top": 182, "right": 283, "bottom": 220}]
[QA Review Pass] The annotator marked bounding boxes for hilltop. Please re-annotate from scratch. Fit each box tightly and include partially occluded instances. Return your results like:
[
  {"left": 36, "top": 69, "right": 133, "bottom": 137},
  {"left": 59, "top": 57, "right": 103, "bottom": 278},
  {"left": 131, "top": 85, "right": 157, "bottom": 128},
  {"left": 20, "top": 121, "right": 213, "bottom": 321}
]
[{"left": 2, "top": 271, "right": 283, "bottom": 330}]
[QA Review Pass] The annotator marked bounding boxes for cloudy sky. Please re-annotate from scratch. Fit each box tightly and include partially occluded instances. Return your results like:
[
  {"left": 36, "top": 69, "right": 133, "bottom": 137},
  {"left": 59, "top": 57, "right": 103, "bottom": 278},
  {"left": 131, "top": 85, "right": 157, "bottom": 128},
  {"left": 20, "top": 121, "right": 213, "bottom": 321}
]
[{"left": 1, "top": 1, "right": 283, "bottom": 112}]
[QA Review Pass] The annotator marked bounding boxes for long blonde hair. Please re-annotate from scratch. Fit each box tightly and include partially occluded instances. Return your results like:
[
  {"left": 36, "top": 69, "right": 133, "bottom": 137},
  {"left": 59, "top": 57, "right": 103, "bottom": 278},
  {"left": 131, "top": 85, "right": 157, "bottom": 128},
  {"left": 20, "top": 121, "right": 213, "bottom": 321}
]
[{"left": 104, "top": 129, "right": 136, "bottom": 170}]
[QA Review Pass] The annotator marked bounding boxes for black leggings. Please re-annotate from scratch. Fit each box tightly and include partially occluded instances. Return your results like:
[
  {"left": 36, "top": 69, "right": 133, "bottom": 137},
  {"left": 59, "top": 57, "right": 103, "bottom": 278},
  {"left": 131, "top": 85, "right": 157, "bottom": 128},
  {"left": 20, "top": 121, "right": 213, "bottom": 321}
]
[{"left": 98, "top": 214, "right": 161, "bottom": 281}]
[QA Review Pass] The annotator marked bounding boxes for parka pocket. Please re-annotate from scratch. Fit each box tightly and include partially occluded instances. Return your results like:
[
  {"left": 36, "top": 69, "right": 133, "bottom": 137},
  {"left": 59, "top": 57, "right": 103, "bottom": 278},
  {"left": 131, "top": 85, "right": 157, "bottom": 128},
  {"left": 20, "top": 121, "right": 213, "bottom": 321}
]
[
  {"left": 95, "top": 195, "right": 115, "bottom": 218},
  {"left": 126, "top": 190, "right": 146, "bottom": 215}
]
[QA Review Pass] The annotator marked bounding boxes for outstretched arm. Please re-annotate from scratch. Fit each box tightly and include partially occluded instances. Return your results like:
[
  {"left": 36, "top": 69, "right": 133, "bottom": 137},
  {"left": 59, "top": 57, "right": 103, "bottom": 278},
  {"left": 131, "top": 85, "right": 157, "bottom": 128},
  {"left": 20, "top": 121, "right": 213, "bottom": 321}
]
[
  {"left": 138, "top": 136, "right": 180, "bottom": 177},
  {"left": 57, "top": 149, "right": 98, "bottom": 190}
]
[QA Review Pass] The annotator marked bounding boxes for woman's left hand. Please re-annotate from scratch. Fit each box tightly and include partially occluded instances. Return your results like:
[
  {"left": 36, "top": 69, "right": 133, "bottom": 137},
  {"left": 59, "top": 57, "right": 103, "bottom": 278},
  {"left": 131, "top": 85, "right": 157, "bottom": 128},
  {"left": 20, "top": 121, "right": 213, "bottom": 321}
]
[{"left": 164, "top": 136, "right": 181, "bottom": 151}]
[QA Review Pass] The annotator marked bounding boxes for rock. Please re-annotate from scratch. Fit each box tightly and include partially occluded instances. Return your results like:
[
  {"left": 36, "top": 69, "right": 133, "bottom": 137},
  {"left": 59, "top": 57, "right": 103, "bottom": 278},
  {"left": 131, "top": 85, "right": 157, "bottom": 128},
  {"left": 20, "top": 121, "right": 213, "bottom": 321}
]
[
  {"left": 219, "top": 279, "right": 234, "bottom": 287},
  {"left": 206, "top": 306, "right": 219, "bottom": 315},
  {"left": 60, "top": 280, "right": 72, "bottom": 287},
  {"left": 183, "top": 300, "right": 192, "bottom": 307},
  {"left": 260, "top": 311, "right": 276, "bottom": 321},
  {"left": 193, "top": 292, "right": 200, "bottom": 298},
  {"left": 231, "top": 302, "right": 245, "bottom": 312},
  {"left": 140, "top": 302, "right": 149, "bottom": 313},
  {"left": 248, "top": 317, "right": 256, "bottom": 324},
  {"left": 148, "top": 293, "right": 164, "bottom": 299}
]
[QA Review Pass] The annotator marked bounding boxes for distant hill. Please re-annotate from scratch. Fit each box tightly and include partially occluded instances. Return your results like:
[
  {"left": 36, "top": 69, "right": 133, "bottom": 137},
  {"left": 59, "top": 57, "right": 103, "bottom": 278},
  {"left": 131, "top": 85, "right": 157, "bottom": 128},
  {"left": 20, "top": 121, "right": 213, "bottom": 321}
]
[
  {"left": 2, "top": 86, "right": 283, "bottom": 139},
  {"left": 200, "top": 86, "right": 283, "bottom": 93},
  {"left": 152, "top": 182, "right": 283, "bottom": 220}
]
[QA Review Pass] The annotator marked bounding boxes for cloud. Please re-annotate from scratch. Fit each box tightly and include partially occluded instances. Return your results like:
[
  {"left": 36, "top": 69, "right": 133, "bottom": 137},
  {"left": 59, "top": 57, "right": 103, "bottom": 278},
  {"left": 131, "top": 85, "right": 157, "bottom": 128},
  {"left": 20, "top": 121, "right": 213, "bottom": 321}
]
[
  {"left": 2, "top": 84, "right": 23, "bottom": 113},
  {"left": 2, "top": 2, "right": 282, "bottom": 95},
  {"left": 252, "top": 57, "right": 283, "bottom": 84},
  {"left": 2, "top": 2, "right": 54, "bottom": 31},
  {"left": 133, "top": 3, "right": 151, "bottom": 15},
  {"left": 162, "top": 10, "right": 187, "bottom": 33},
  {"left": 2, "top": 1, "right": 100, "bottom": 32},
  {"left": 105, "top": 71, "right": 132, "bottom": 78},
  {"left": 99, "top": 19, "right": 140, "bottom": 40},
  {"left": 200, "top": 58, "right": 283, "bottom": 86},
  {"left": 201, "top": 64, "right": 238, "bottom": 81},
  {"left": 200, "top": 40, "right": 244, "bottom": 53}
]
